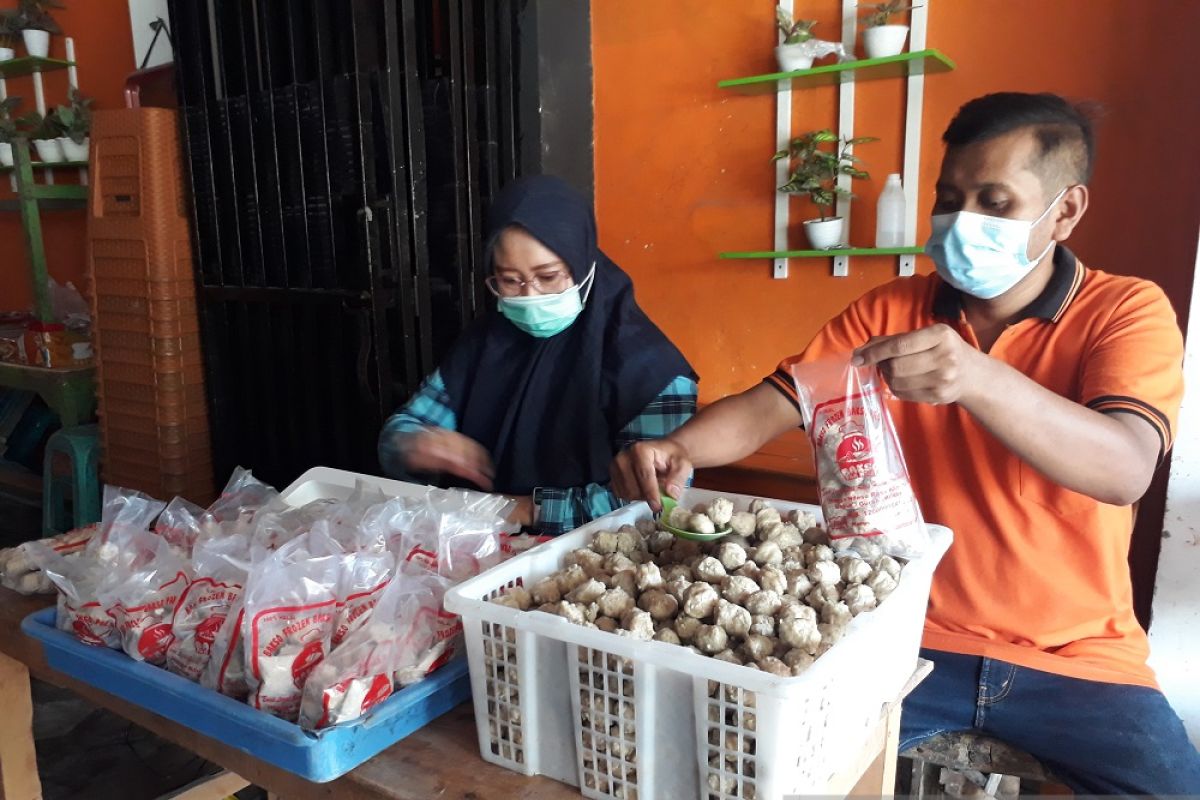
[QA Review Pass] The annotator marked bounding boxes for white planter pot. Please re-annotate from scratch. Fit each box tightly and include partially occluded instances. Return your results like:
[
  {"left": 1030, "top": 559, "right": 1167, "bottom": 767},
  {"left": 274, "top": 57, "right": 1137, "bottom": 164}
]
[
  {"left": 33, "top": 138, "right": 65, "bottom": 163},
  {"left": 863, "top": 25, "right": 909, "bottom": 59},
  {"left": 0, "top": 143, "right": 12, "bottom": 168},
  {"left": 58, "top": 137, "right": 89, "bottom": 162},
  {"left": 0, "top": 46, "right": 15, "bottom": 62},
  {"left": 803, "top": 217, "right": 847, "bottom": 250},
  {"left": 22, "top": 29, "right": 50, "bottom": 58},
  {"left": 775, "top": 43, "right": 814, "bottom": 73}
]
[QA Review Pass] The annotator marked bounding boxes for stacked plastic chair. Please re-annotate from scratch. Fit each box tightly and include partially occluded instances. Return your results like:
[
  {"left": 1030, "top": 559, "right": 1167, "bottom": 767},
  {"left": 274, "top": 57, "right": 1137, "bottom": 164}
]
[{"left": 85, "top": 108, "right": 215, "bottom": 503}]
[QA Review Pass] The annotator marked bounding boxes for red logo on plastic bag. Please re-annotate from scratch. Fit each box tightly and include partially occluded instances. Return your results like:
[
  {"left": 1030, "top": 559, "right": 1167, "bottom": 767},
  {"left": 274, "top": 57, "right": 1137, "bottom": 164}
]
[
  {"left": 195, "top": 613, "right": 226, "bottom": 652},
  {"left": 73, "top": 617, "right": 106, "bottom": 646},
  {"left": 292, "top": 640, "right": 325, "bottom": 688},
  {"left": 835, "top": 431, "right": 874, "bottom": 485},
  {"left": 138, "top": 623, "right": 175, "bottom": 661},
  {"left": 362, "top": 673, "right": 393, "bottom": 711}
]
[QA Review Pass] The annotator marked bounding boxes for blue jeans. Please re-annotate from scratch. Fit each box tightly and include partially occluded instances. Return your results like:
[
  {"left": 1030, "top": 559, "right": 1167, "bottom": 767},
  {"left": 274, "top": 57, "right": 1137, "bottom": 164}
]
[{"left": 901, "top": 648, "right": 1200, "bottom": 795}]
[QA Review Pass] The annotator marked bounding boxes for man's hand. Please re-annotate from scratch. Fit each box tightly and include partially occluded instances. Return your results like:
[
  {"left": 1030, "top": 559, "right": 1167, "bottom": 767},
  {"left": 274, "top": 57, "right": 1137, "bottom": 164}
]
[
  {"left": 610, "top": 438, "right": 693, "bottom": 512},
  {"left": 403, "top": 428, "right": 496, "bottom": 490},
  {"left": 852, "top": 323, "right": 984, "bottom": 405}
]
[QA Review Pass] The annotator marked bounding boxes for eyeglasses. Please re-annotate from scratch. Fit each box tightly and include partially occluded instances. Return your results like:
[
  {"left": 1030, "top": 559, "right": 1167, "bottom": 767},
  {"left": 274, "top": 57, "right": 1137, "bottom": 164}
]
[{"left": 484, "top": 271, "right": 573, "bottom": 297}]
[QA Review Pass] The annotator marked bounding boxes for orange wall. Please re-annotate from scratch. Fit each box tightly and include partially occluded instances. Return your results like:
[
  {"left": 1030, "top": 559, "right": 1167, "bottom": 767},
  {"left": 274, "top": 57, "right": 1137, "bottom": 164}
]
[
  {"left": 593, "top": 0, "right": 1200, "bottom": 403},
  {"left": 0, "top": 0, "right": 135, "bottom": 310}
]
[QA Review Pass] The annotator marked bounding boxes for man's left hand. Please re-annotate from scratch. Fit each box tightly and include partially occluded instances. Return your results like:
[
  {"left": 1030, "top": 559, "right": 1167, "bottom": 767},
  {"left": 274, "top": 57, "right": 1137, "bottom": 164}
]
[{"left": 852, "top": 324, "right": 984, "bottom": 405}]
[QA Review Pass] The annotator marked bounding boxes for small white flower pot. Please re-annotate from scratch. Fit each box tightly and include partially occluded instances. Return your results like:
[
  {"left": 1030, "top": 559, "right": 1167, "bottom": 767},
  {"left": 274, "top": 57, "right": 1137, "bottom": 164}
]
[
  {"left": 863, "top": 25, "right": 910, "bottom": 59},
  {"left": 58, "top": 136, "right": 89, "bottom": 162},
  {"left": 22, "top": 29, "right": 50, "bottom": 58},
  {"left": 33, "top": 137, "right": 65, "bottom": 163},
  {"left": 776, "top": 43, "right": 814, "bottom": 73},
  {"left": 0, "top": 143, "right": 12, "bottom": 167},
  {"left": 804, "top": 217, "right": 847, "bottom": 250},
  {"left": 0, "top": 47, "right": 15, "bottom": 62}
]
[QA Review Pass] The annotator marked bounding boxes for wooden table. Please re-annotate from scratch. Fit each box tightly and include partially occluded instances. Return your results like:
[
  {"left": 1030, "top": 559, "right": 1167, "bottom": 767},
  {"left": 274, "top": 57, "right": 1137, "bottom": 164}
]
[{"left": 0, "top": 587, "right": 927, "bottom": 800}]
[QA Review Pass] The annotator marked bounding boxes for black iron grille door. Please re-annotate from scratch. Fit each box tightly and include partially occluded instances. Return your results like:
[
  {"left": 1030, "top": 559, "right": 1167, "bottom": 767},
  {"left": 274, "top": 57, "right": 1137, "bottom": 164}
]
[{"left": 168, "top": 0, "right": 524, "bottom": 489}]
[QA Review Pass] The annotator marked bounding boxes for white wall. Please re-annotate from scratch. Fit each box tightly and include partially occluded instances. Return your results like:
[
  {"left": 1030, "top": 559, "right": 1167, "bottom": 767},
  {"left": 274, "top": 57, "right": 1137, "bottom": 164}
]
[
  {"left": 1148, "top": 225, "right": 1200, "bottom": 746},
  {"left": 127, "top": 0, "right": 173, "bottom": 69}
]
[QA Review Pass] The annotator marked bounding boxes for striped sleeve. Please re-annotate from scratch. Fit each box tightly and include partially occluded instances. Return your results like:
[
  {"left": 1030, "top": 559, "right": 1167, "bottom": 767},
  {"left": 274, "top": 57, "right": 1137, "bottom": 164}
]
[
  {"left": 535, "top": 375, "right": 699, "bottom": 536},
  {"left": 377, "top": 370, "right": 458, "bottom": 478},
  {"left": 1080, "top": 283, "right": 1183, "bottom": 459},
  {"left": 763, "top": 296, "right": 876, "bottom": 415}
]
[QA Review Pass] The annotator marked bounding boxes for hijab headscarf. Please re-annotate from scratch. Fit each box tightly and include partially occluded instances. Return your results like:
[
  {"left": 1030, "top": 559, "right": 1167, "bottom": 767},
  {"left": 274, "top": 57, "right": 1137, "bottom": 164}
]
[{"left": 439, "top": 176, "right": 695, "bottom": 495}]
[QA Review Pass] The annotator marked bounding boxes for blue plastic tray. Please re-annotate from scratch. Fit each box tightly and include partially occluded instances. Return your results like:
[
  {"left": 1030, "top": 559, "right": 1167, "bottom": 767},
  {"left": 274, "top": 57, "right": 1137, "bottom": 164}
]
[{"left": 22, "top": 607, "right": 471, "bottom": 782}]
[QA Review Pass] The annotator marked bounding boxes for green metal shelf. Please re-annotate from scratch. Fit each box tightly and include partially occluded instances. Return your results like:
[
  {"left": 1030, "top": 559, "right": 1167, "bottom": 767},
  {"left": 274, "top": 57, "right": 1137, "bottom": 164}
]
[
  {"left": 718, "top": 49, "right": 954, "bottom": 92},
  {"left": 721, "top": 247, "right": 925, "bottom": 259},
  {"left": 0, "top": 160, "right": 87, "bottom": 173},
  {"left": 0, "top": 56, "right": 75, "bottom": 79}
]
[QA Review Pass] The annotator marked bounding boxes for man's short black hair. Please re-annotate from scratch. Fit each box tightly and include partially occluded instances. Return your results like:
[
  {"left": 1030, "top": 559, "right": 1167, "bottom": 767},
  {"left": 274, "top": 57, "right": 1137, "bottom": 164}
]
[{"left": 942, "top": 92, "right": 1096, "bottom": 187}]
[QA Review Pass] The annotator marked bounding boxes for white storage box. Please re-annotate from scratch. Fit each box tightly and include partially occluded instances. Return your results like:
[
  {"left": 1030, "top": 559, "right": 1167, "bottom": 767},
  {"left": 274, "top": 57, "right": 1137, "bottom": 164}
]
[{"left": 444, "top": 488, "right": 952, "bottom": 800}]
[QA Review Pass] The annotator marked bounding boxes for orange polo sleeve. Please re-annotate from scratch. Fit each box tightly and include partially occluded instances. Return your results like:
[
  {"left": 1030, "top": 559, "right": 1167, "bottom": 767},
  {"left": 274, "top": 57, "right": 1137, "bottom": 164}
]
[{"left": 1080, "top": 281, "right": 1185, "bottom": 457}]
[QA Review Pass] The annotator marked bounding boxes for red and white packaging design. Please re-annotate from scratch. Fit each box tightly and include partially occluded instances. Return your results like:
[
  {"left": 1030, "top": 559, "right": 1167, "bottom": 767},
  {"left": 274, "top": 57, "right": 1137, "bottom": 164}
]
[
  {"left": 200, "top": 594, "right": 249, "bottom": 699},
  {"left": 789, "top": 360, "right": 930, "bottom": 559},
  {"left": 101, "top": 527, "right": 193, "bottom": 664},
  {"left": 28, "top": 487, "right": 166, "bottom": 648},
  {"left": 242, "top": 537, "right": 342, "bottom": 721},
  {"left": 166, "top": 535, "right": 250, "bottom": 681},
  {"left": 298, "top": 573, "right": 442, "bottom": 730}
]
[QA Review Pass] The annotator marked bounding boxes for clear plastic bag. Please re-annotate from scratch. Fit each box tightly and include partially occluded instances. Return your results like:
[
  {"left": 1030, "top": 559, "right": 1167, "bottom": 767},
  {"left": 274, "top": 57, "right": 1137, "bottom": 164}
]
[
  {"left": 297, "top": 573, "right": 442, "bottom": 730},
  {"left": 28, "top": 487, "right": 166, "bottom": 647},
  {"left": 789, "top": 359, "right": 930, "bottom": 559},
  {"left": 306, "top": 520, "right": 395, "bottom": 648},
  {"left": 201, "top": 467, "right": 280, "bottom": 540},
  {"left": 155, "top": 496, "right": 206, "bottom": 556},
  {"left": 167, "top": 534, "right": 250, "bottom": 681},
  {"left": 199, "top": 594, "right": 249, "bottom": 699},
  {"left": 241, "top": 535, "right": 342, "bottom": 720},
  {"left": 101, "top": 527, "right": 192, "bottom": 664}
]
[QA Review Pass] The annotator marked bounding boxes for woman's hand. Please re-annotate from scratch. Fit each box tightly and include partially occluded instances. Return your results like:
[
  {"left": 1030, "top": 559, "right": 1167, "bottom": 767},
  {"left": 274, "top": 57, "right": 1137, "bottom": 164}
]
[{"left": 403, "top": 429, "right": 496, "bottom": 490}]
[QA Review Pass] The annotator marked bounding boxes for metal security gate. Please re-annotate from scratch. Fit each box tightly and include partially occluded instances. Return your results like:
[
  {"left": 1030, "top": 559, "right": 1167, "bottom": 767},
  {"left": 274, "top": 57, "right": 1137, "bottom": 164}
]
[{"left": 166, "top": 0, "right": 542, "bottom": 488}]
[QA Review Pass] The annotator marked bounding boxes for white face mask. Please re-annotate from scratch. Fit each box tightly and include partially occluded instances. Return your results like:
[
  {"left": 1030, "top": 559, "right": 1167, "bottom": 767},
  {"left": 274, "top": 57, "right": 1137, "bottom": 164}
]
[{"left": 925, "top": 188, "right": 1068, "bottom": 300}]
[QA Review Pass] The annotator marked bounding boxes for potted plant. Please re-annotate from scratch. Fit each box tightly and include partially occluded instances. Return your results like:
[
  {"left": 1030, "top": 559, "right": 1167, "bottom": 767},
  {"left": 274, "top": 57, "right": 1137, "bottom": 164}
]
[
  {"left": 55, "top": 87, "right": 90, "bottom": 162},
  {"left": 0, "top": 11, "right": 19, "bottom": 61},
  {"left": 775, "top": 129, "right": 876, "bottom": 250},
  {"left": 19, "top": 109, "right": 65, "bottom": 162},
  {"left": 0, "top": 97, "right": 21, "bottom": 167},
  {"left": 14, "top": 0, "right": 64, "bottom": 59},
  {"left": 860, "top": 2, "right": 919, "bottom": 59},
  {"left": 775, "top": 7, "right": 819, "bottom": 72}
]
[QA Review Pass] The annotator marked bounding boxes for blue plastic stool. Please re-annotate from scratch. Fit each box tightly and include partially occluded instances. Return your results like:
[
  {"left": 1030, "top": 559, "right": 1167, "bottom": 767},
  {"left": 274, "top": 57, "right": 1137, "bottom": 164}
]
[{"left": 42, "top": 423, "right": 102, "bottom": 536}]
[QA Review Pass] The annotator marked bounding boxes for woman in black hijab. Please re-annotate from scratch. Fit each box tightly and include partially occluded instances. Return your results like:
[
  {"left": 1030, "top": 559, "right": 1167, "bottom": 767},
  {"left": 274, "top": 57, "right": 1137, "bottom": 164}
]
[{"left": 379, "top": 176, "right": 696, "bottom": 534}]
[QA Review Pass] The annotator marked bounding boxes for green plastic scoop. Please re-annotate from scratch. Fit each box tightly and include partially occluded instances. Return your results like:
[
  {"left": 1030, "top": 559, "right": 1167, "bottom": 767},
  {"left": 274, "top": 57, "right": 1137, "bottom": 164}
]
[{"left": 657, "top": 494, "right": 732, "bottom": 542}]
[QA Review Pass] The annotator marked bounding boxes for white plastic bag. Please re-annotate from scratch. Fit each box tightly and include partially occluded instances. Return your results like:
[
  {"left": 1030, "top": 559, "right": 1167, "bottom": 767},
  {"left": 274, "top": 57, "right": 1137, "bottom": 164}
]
[
  {"left": 167, "top": 534, "right": 250, "bottom": 681},
  {"left": 306, "top": 520, "right": 395, "bottom": 648},
  {"left": 241, "top": 535, "right": 342, "bottom": 720},
  {"left": 297, "top": 573, "right": 441, "bottom": 730},
  {"left": 101, "top": 527, "right": 192, "bottom": 664},
  {"left": 201, "top": 467, "right": 279, "bottom": 540},
  {"left": 789, "top": 359, "right": 930, "bottom": 559},
  {"left": 199, "top": 594, "right": 249, "bottom": 699},
  {"left": 155, "top": 496, "right": 206, "bottom": 556},
  {"left": 28, "top": 487, "right": 166, "bottom": 648}
]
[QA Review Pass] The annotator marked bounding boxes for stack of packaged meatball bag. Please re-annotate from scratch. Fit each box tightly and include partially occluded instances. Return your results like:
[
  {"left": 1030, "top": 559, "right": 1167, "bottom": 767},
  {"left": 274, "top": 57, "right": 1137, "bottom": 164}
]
[{"left": 17, "top": 468, "right": 519, "bottom": 730}]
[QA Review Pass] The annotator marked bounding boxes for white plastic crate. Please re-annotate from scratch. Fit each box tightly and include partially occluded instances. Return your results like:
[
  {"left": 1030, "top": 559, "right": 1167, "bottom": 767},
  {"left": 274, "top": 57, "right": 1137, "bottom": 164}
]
[{"left": 444, "top": 488, "right": 952, "bottom": 800}]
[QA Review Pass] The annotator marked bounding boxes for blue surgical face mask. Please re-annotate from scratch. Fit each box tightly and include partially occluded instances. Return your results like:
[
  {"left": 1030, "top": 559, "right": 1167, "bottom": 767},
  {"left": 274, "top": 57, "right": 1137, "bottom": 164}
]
[
  {"left": 925, "top": 188, "right": 1067, "bottom": 300},
  {"left": 498, "top": 263, "right": 596, "bottom": 338}
]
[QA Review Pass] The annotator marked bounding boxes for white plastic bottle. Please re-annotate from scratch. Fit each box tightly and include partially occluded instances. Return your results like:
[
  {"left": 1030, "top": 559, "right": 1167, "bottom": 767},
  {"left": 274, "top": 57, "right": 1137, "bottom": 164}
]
[{"left": 875, "top": 173, "right": 906, "bottom": 248}]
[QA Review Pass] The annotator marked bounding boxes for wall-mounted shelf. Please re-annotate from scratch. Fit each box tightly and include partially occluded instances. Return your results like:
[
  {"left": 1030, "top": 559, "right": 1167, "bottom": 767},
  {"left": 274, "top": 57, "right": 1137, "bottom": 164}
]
[
  {"left": 718, "top": 49, "right": 954, "bottom": 92},
  {"left": 722, "top": 247, "right": 925, "bottom": 260},
  {"left": 717, "top": 2, "right": 951, "bottom": 279},
  {"left": 0, "top": 56, "right": 75, "bottom": 79},
  {"left": 0, "top": 160, "right": 88, "bottom": 173}
]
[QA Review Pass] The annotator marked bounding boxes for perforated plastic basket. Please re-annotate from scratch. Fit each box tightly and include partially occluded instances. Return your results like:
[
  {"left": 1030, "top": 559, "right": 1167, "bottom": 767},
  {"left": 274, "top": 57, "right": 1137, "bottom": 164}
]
[{"left": 444, "top": 489, "right": 952, "bottom": 800}]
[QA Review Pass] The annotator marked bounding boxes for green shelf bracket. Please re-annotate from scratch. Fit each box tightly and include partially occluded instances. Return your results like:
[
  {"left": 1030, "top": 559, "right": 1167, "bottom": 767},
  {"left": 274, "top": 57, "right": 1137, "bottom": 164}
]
[
  {"left": 0, "top": 160, "right": 88, "bottom": 173},
  {"left": 721, "top": 247, "right": 925, "bottom": 259},
  {"left": 718, "top": 49, "right": 955, "bottom": 92},
  {"left": 0, "top": 56, "right": 75, "bottom": 79}
]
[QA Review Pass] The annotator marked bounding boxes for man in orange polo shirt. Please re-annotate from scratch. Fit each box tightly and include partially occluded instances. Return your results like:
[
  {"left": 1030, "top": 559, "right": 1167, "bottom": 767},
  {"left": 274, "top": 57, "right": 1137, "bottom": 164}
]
[{"left": 611, "top": 93, "right": 1200, "bottom": 794}]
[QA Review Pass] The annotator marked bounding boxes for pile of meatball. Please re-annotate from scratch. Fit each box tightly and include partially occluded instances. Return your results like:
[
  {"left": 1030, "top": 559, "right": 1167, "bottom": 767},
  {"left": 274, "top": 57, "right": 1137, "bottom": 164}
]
[{"left": 492, "top": 497, "right": 902, "bottom": 677}]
